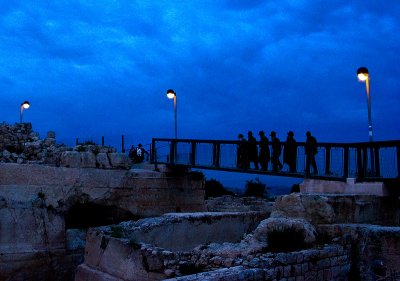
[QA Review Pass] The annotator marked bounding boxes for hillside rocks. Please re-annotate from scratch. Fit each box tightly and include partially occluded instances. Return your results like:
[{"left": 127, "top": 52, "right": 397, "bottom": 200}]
[
  {"left": 0, "top": 122, "right": 64, "bottom": 164},
  {"left": 0, "top": 122, "right": 131, "bottom": 169}
]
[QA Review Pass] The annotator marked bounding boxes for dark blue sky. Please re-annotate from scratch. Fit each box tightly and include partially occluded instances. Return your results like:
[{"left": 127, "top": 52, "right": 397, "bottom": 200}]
[{"left": 1, "top": 1, "right": 400, "bottom": 188}]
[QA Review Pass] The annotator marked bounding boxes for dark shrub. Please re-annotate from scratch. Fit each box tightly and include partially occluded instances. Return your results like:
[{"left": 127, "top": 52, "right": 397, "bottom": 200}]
[
  {"left": 244, "top": 178, "right": 267, "bottom": 198},
  {"left": 205, "top": 179, "right": 235, "bottom": 199},
  {"left": 190, "top": 171, "right": 205, "bottom": 181},
  {"left": 290, "top": 184, "right": 300, "bottom": 193}
]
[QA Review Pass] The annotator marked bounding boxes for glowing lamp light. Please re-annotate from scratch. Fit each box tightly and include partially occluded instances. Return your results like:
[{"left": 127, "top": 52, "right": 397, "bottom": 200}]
[
  {"left": 357, "top": 67, "right": 369, "bottom": 81},
  {"left": 20, "top": 101, "right": 30, "bottom": 124},
  {"left": 22, "top": 101, "right": 30, "bottom": 109},
  {"left": 166, "top": 89, "right": 176, "bottom": 99}
]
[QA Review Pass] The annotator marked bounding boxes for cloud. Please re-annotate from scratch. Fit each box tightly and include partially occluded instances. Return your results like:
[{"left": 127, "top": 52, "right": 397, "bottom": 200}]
[{"left": 0, "top": 0, "right": 399, "bottom": 146}]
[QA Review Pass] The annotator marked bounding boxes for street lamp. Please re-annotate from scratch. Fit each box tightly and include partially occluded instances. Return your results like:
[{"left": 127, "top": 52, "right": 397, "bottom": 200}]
[
  {"left": 166, "top": 89, "right": 177, "bottom": 139},
  {"left": 357, "top": 67, "right": 375, "bottom": 175},
  {"left": 357, "top": 67, "right": 373, "bottom": 142},
  {"left": 20, "top": 101, "right": 30, "bottom": 124}
]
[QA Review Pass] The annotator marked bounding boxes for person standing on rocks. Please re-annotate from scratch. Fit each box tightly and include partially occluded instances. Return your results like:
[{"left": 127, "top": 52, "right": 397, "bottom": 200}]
[
  {"left": 129, "top": 145, "right": 138, "bottom": 162},
  {"left": 258, "top": 131, "right": 270, "bottom": 171},
  {"left": 135, "top": 143, "right": 148, "bottom": 163},
  {"left": 270, "top": 131, "right": 283, "bottom": 172},
  {"left": 305, "top": 131, "right": 318, "bottom": 175},
  {"left": 247, "top": 131, "right": 259, "bottom": 169}
]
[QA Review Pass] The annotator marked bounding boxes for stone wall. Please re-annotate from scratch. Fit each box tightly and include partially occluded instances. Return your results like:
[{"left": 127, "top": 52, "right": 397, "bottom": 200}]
[
  {"left": 0, "top": 163, "right": 205, "bottom": 280},
  {"left": 272, "top": 193, "right": 400, "bottom": 280},
  {"left": 75, "top": 212, "right": 350, "bottom": 281},
  {"left": 273, "top": 193, "right": 400, "bottom": 226},
  {"left": 73, "top": 193, "right": 400, "bottom": 281},
  {"left": 318, "top": 224, "right": 400, "bottom": 280},
  {"left": 164, "top": 245, "right": 350, "bottom": 281},
  {"left": 206, "top": 195, "right": 274, "bottom": 213}
]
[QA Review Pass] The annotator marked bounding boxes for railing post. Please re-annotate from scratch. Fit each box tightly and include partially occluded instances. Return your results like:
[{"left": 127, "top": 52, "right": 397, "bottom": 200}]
[
  {"left": 101, "top": 136, "right": 105, "bottom": 146},
  {"left": 212, "top": 142, "right": 220, "bottom": 168},
  {"left": 362, "top": 147, "right": 368, "bottom": 176},
  {"left": 151, "top": 141, "right": 159, "bottom": 171},
  {"left": 190, "top": 141, "right": 196, "bottom": 166},
  {"left": 374, "top": 145, "right": 380, "bottom": 177},
  {"left": 121, "top": 134, "right": 125, "bottom": 153},
  {"left": 397, "top": 144, "right": 400, "bottom": 178},
  {"left": 356, "top": 147, "right": 364, "bottom": 179},
  {"left": 169, "top": 140, "right": 176, "bottom": 164},
  {"left": 343, "top": 146, "right": 349, "bottom": 179},
  {"left": 325, "top": 145, "right": 331, "bottom": 175},
  {"left": 151, "top": 139, "right": 155, "bottom": 163}
]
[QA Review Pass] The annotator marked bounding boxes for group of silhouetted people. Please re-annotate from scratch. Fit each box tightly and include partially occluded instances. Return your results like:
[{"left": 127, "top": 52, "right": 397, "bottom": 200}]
[{"left": 237, "top": 130, "right": 318, "bottom": 176}]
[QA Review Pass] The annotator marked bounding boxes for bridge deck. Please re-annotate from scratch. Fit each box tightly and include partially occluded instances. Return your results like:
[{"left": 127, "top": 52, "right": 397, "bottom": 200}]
[{"left": 151, "top": 138, "right": 400, "bottom": 181}]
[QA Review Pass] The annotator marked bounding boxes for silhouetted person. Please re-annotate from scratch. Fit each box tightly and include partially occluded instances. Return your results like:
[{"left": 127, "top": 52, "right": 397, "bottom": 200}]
[
  {"left": 247, "top": 131, "right": 259, "bottom": 169},
  {"left": 134, "top": 143, "right": 148, "bottom": 163},
  {"left": 258, "top": 131, "right": 270, "bottom": 171},
  {"left": 283, "top": 131, "right": 297, "bottom": 173},
  {"left": 305, "top": 131, "right": 318, "bottom": 175},
  {"left": 129, "top": 145, "right": 137, "bottom": 162},
  {"left": 237, "top": 134, "right": 248, "bottom": 169},
  {"left": 270, "top": 131, "right": 283, "bottom": 172}
]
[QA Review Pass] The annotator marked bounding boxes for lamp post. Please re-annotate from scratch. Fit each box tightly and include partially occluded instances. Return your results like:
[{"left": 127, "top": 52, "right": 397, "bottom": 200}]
[
  {"left": 20, "top": 101, "right": 30, "bottom": 124},
  {"left": 357, "top": 67, "right": 375, "bottom": 175},
  {"left": 357, "top": 67, "right": 373, "bottom": 142},
  {"left": 166, "top": 89, "right": 177, "bottom": 139}
]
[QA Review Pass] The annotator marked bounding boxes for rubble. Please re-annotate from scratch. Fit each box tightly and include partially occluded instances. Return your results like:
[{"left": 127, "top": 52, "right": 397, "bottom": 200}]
[{"left": 0, "top": 122, "right": 130, "bottom": 169}]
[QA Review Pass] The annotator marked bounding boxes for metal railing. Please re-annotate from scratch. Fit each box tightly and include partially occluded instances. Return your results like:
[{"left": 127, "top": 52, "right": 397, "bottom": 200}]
[
  {"left": 151, "top": 138, "right": 400, "bottom": 181},
  {"left": 58, "top": 134, "right": 152, "bottom": 155}
]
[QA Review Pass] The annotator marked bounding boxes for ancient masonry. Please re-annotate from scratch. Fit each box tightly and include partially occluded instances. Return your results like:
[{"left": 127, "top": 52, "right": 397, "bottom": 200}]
[
  {"left": 1, "top": 122, "right": 400, "bottom": 281},
  {"left": 0, "top": 123, "right": 205, "bottom": 280},
  {"left": 75, "top": 193, "right": 400, "bottom": 281}
]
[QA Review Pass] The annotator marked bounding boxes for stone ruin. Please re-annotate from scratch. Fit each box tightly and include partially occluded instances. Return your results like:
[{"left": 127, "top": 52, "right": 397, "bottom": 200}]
[
  {"left": 75, "top": 193, "right": 400, "bottom": 281},
  {"left": 1, "top": 122, "right": 400, "bottom": 280},
  {"left": 0, "top": 122, "right": 131, "bottom": 169}
]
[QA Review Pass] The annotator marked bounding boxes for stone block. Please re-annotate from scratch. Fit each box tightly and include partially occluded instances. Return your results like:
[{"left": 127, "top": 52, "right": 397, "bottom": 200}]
[
  {"left": 96, "top": 153, "right": 112, "bottom": 169},
  {"left": 316, "top": 258, "right": 331, "bottom": 269},
  {"left": 346, "top": 178, "right": 356, "bottom": 185},
  {"left": 253, "top": 217, "right": 317, "bottom": 246},
  {"left": 80, "top": 152, "right": 96, "bottom": 168},
  {"left": 300, "top": 179, "right": 388, "bottom": 196},
  {"left": 273, "top": 193, "right": 335, "bottom": 224},
  {"left": 75, "top": 264, "right": 122, "bottom": 281},
  {"left": 61, "top": 151, "right": 81, "bottom": 168},
  {"left": 108, "top": 153, "right": 131, "bottom": 169}
]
